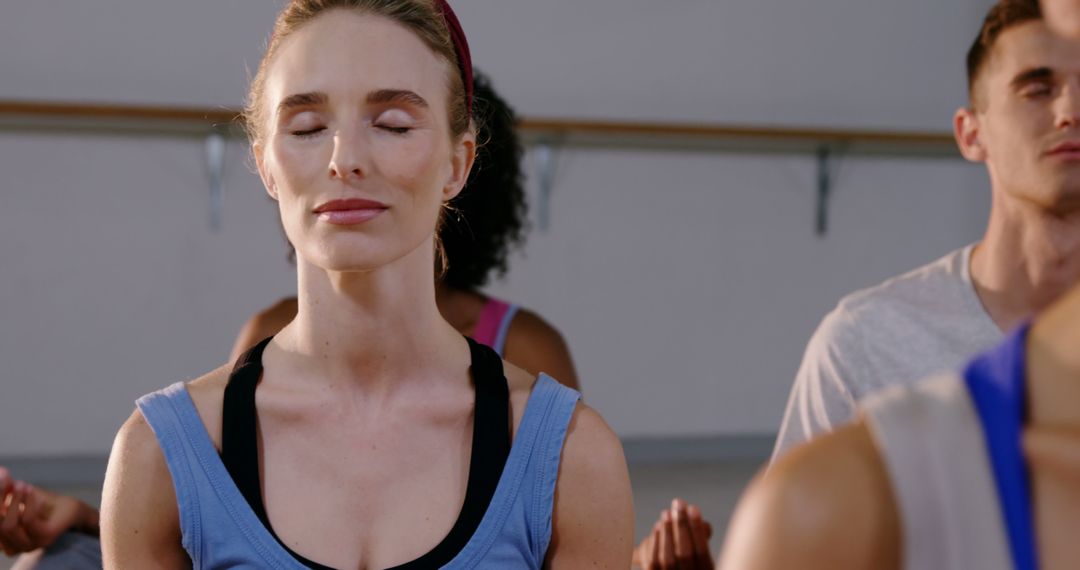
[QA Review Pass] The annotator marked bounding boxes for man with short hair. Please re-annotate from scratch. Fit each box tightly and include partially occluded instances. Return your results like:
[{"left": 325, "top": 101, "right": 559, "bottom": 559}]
[
  {"left": 639, "top": 280, "right": 1080, "bottom": 569},
  {"left": 720, "top": 279, "right": 1080, "bottom": 569},
  {"left": 773, "top": 0, "right": 1080, "bottom": 459}
]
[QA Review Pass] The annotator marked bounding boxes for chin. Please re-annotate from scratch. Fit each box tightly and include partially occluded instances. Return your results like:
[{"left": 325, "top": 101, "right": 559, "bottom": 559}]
[
  {"left": 1034, "top": 177, "right": 1080, "bottom": 213},
  {"left": 297, "top": 240, "right": 395, "bottom": 273},
  {"left": 312, "top": 239, "right": 434, "bottom": 275}
]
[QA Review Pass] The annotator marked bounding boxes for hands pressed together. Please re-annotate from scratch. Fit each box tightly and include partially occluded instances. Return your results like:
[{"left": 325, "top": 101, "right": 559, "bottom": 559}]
[
  {"left": 0, "top": 466, "right": 98, "bottom": 557},
  {"left": 633, "top": 498, "right": 716, "bottom": 570}
]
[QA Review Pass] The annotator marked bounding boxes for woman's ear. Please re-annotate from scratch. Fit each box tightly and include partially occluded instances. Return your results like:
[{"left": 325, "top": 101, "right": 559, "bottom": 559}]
[
  {"left": 254, "top": 143, "right": 279, "bottom": 200},
  {"left": 443, "top": 132, "right": 477, "bottom": 201},
  {"left": 954, "top": 107, "right": 988, "bottom": 163}
]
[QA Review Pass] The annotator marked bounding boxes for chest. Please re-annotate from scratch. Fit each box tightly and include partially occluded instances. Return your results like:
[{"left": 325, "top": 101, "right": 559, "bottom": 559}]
[{"left": 256, "top": 412, "right": 474, "bottom": 569}]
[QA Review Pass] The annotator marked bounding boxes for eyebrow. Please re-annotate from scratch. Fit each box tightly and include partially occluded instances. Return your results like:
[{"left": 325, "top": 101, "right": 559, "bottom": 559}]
[
  {"left": 274, "top": 89, "right": 429, "bottom": 118},
  {"left": 366, "top": 89, "right": 429, "bottom": 109},
  {"left": 1010, "top": 67, "right": 1054, "bottom": 89},
  {"left": 275, "top": 92, "right": 328, "bottom": 117}
]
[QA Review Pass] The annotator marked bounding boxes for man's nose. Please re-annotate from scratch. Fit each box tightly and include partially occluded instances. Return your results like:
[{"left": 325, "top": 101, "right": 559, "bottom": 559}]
[{"left": 1055, "top": 81, "right": 1080, "bottom": 129}]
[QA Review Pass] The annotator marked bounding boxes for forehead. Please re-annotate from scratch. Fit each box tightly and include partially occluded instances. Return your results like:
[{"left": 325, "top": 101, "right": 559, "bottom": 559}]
[
  {"left": 987, "top": 20, "right": 1080, "bottom": 79},
  {"left": 263, "top": 10, "right": 451, "bottom": 111}
]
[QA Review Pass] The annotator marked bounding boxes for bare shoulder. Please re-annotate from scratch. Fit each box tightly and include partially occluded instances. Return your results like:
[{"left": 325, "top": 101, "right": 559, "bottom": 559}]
[
  {"left": 562, "top": 403, "right": 623, "bottom": 465},
  {"left": 106, "top": 408, "right": 172, "bottom": 484},
  {"left": 503, "top": 361, "right": 536, "bottom": 439},
  {"left": 253, "top": 296, "right": 299, "bottom": 323},
  {"left": 101, "top": 408, "right": 190, "bottom": 568},
  {"left": 229, "top": 296, "right": 298, "bottom": 362},
  {"left": 105, "top": 362, "right": 230, "bottom": 494},
  {"left": 720, "top": 421, "right": 900, "bottom": 570},
  {"left": 558, "top": 403, "right": 630, "bottom": 506},
  {"left": 545, "top": 401, "right": 633, "bottom": 568},
  {"left": 501, "top": 360, "right": 634, "bottom": 566},
  {"left": 558, "top": 403, "right": 628, "bottom": 496},
  {"left": 504, "top": 308, "right": 568, "bottom": 357},
  {"left": 103, "top": 407, "right": 177, "bottom": 518},
  {"left": 503, "top": 308, "right": 579, "bottom": 390}
]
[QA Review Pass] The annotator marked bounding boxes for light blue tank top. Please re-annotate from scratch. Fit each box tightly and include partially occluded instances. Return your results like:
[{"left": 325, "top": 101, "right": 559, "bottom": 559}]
[{"left": 136, "top": 374, "right": 580, "bottom": 569}]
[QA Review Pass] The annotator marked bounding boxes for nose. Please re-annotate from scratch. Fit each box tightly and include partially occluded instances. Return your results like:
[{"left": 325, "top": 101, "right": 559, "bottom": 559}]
[
  {"left": 1055, "top": 80, "right": 1080, "bottom": 129},
  {"left": 328, "top": 126, "right": 368, "bottom": 180}
]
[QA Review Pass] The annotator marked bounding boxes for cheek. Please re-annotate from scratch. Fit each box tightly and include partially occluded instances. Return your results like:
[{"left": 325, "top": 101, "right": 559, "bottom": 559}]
[
  {"left": 377, "top": 136, "right": 447, "bottom": 196},
  {"left": 264, "top": 140, "right": 330, "bottom": 246},
  {"left": 985, "top": 110, "right": 1040, "bottom": 155},
  {"left": 269, "top": 140, "right": 329, "bottom": 193}
]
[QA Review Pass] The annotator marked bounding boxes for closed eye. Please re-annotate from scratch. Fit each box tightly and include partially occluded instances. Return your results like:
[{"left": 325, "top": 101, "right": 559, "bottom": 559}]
[
  {"left": 1011, "top": 67, "right": 1056, "bottom": 99},
  {"left": 376, "top": 125, "right": 412, "bottom": 135},
  {"left": 291, "top": 126, "right": 326, "bottom": 138},
  {"left": 1020, "top": 82, "right": 1054, "bottom": 98}
]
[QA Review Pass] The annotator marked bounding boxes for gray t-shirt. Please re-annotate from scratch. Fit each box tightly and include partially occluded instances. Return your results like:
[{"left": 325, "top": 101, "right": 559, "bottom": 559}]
[{"left": 772, "top": 245, "right": 1003, "bottom": 459}]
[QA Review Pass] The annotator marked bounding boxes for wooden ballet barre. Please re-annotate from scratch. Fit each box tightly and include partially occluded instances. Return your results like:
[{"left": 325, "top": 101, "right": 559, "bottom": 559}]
[
  {"left": 0, "top": 99, "right": 961, "bottom": 235},
  {"left": 0, "top": 100, "right": 239, "bottom": 124},
  {"left": 0, "top": 99, "right": 959, "bottom": 156},
  {"left": 519, "top": 118, "right": 952, "bottom": 146},
  {"left": 0, "top": 100, "right": 242, "bottom": 137}
]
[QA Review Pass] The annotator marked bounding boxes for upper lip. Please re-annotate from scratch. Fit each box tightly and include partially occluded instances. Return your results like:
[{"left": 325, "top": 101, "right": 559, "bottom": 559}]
[
  {"left": 1047, "top": 141, "right": 1080, "bottom": 155},
  {"left": 313, "top": 198, "right": 389, "bottom": 213}
]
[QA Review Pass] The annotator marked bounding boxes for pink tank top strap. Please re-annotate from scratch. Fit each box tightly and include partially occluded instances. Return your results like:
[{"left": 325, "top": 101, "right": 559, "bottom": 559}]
[{"left": 473, "top": 297, "right": 519, "bottom": 357}]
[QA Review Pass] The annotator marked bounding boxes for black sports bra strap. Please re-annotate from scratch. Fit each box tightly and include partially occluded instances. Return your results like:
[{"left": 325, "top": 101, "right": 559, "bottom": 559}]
[
  {"left": 219, "top": 335, "right": 511, "bottom": 570},
  {"left": 468, "top": 336, "right": 511, "bottom": 464},
  {"left": 221, "top": 337, "right": 274, "bottom": 524},
  {"left": 391, "top": 337, "right": 510, "bottom": 569}
]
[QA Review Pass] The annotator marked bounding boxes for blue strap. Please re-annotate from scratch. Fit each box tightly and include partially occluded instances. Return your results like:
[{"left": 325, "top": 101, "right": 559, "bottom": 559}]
[{"left": 962, "top": 322, "right": 1037, "bottom": 570}]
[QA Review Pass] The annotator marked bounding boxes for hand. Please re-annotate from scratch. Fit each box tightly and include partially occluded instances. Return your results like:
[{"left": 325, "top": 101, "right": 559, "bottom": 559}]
[
  {"left": 633, "top": 498, "right": 715, "bottom": 570},
  {"left": 0, "top": 467, "right": 98, "bottom": 556},
  {"left": 1044, "top": 0, "right": 1080, "bottom": 39}
]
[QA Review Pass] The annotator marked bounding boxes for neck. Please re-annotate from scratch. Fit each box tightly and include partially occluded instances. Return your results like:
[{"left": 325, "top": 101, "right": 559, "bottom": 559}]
[
  {"left": 970, "top": 189, "right": 1080, "bottom": 332},
  {"left": 273, "top": 240, "right": 466, "bottom": 392}
]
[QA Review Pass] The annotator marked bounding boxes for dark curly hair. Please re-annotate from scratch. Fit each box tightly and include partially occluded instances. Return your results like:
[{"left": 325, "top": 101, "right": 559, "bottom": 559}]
[
  {"left": 281, "top": 71, "right": 529, "bottom": 289},
  {"left": 441, "top": 71, "right": 529, "bottom": 290}
]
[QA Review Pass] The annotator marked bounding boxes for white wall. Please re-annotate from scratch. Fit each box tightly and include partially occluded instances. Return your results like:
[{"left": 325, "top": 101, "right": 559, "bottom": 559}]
[
  {"left": 0, "top": 132, "right": 295, "bottom": 456},
  {"left": 3, "top": 0, "right": 990, "bottom": 127},
  {"left": 0, "top": 1, "right": 997, "bottom": 455},
  {"left": 491, "top": 149, "right": 988, "bottom": 437}
]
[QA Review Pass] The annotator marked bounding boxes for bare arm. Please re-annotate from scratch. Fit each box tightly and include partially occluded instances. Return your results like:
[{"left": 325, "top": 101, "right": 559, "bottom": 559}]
[
  {"left": 720, "top": 421, "right": 900, "bottom": 570},
  {"left": 503, "top": 309, "right": 581, "bottom": 392},
  {"left": 100, "top": 410, "right": 190, "bottom": 570},
  {"left": 545, "top": 404, "right": 633, "bottom": 568}
]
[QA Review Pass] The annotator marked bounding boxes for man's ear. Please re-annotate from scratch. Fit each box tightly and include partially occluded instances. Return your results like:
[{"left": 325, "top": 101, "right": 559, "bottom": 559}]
[
  {"left": 954, "top": 107, "right": 988, "bottom": 163},
  {"left": 443, "top": 132, "right": 477, "bottom": 202},
  {"left": 254, "top": 144, "right": 279, "bottom": 200}
]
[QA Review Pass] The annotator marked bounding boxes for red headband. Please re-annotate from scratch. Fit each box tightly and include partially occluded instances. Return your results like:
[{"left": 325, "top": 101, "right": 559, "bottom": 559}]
[{"left": 433, "top": 0, "right": 473, "bottom": 117}]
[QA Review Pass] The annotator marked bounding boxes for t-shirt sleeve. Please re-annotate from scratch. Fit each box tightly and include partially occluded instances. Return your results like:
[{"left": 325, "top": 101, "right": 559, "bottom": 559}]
[{"left": 771, "top": 306, "right": 866, "bottom": 462}]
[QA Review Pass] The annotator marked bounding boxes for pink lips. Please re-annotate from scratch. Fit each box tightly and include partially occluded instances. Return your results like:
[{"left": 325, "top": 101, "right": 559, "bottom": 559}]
[
  {"left": 313, "top": 198, "right": 388, "bottom": 225},
  {"left": 1046, "top": 141, "right": 1080, "bottom": 161}
]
